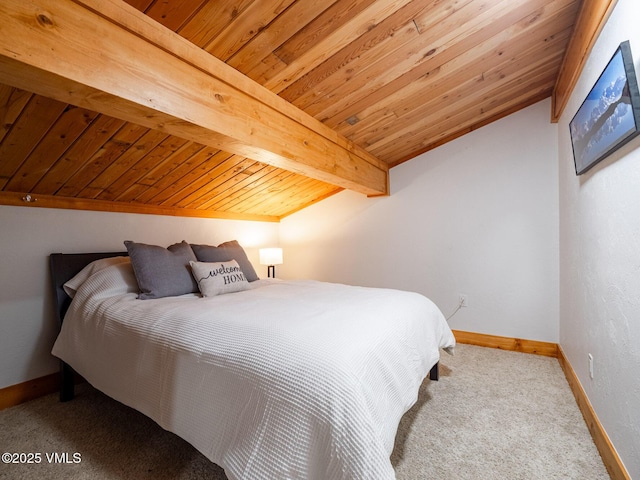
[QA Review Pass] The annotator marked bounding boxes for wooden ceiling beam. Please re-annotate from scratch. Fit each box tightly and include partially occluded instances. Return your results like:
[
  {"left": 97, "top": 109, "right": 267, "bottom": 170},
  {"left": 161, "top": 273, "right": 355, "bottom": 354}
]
[
  {"left": 0, "top": 191, "right": 280, "bottom": 222},
  {"left": 0, "top": 0, "right": 388, "bottom": 197},
  {"left": 551, "top": 0, "right": 618, "bottom": 122}
]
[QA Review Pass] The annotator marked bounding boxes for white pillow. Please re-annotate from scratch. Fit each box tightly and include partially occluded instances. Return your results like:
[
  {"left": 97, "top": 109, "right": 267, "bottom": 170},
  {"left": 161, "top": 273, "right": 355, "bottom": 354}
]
[
  {"left": 64, "top": 256, "right": 130, "bottom": 298},
  {"left": 189, "top": 260, "right": 250, "bottom": 297}
]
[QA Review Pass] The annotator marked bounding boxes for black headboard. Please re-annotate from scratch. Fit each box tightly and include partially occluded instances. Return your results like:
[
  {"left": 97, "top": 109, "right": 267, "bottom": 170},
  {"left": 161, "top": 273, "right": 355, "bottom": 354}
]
[{"left": 49, "top": 252, "right": 128, "bottom": 325}]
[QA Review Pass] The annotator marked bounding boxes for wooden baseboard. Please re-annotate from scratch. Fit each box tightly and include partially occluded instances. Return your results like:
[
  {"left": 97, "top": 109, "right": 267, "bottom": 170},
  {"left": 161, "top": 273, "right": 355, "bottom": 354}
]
[
  {"left": 452, "top": 329, "right": 559, "bottom": 357},
  {"left": 557, "top": 346, "right": 630, "bottom": 480},
  {"left": 0, "top": 372, "right": 59, "bottom": 411}
]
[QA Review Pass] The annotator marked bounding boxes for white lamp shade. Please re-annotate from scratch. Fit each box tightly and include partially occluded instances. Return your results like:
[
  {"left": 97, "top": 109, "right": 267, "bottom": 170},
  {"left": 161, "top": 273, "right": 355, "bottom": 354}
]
[{"left": 259, "top": 248, "right": 283, "bottom": 266}]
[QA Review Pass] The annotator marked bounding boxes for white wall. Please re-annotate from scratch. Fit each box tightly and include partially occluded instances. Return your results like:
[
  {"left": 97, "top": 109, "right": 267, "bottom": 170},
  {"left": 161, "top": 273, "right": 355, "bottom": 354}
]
[
  {"left": 280, "top": 99, "right": 560, "bottom": 343},
  {"left": 0, "top": 206, "right": 278, "bottom": 389},
  {"left": 558, "top": 0, "right": 640, "bottom": 475}
]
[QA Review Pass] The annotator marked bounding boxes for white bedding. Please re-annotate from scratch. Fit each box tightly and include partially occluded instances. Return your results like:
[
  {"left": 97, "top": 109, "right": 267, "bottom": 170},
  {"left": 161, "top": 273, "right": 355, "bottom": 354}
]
[{"left": 52, "top": 260, "right": 455, "bottom": 480}]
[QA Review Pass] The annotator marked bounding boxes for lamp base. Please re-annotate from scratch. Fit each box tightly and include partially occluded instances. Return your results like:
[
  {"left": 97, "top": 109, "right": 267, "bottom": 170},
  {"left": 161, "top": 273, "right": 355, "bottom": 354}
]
[{"left": 267, "top": 265, "right": 275, "bottom": 278}]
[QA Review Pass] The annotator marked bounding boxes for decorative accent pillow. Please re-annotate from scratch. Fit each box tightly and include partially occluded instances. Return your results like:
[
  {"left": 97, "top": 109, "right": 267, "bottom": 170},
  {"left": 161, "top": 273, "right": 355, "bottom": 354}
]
[
  {"left": 190, "top": 240, "right": 259, "bottom": 282},
  {"left": 189, "top": 260, "right": 250, "bottom": 297},
  {"left": 124, "top": 240, "right": 198, "bottom": 299}
]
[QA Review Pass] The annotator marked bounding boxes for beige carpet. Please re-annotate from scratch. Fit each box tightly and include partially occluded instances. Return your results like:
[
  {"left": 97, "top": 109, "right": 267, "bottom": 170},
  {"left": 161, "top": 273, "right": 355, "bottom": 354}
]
[{"left": 0, "top": 344, "right": 610, "bottom": 479}]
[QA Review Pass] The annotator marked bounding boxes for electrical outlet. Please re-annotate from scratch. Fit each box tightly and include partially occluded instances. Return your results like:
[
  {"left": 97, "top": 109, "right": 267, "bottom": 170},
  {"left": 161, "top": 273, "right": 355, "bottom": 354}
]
[
  {"left": 588, "top": 354, "right": 594, "bottom": 379},
  {"left": 458, "top": 294, "right": 468, "bottom": 307}
]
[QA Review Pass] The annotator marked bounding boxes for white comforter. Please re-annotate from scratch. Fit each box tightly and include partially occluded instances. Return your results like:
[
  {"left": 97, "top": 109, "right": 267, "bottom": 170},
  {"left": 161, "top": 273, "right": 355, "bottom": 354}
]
[{"left": 52, "top": 260, "right": 455, "bottom": 480}]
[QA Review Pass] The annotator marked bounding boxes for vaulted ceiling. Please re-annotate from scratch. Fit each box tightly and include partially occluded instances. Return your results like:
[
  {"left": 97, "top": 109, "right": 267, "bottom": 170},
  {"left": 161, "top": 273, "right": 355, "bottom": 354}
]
[{"left": 0, "top": 0, "right": 606, "bottom": 221}]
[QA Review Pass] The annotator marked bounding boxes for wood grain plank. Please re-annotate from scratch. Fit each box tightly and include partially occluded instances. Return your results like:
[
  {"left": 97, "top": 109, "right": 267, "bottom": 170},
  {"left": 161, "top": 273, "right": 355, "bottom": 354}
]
[
  {"left": 178, "top": 158, "right": 263, "bottom": 209},
  {"left": 314, "top": 0, "right": 533, "bottom": 126},
  {"left": 382, "top": 45, "right": 568, "bottom": 153},
  {"left": 262, "top": 0, "right": 414, "bottom": 93},
  {"left": 0, "top": 95, "right": 67, "bottom": 189},
  {"left": 212, "top": 168, "right": 296, "bottom": 212},
  {"left": 191, "top": 161, "right": 269, "bottom": 208},
  {"left": 144, "top": 0, "right": 207, "bottom": 31},
  {"left": 115, "top": 141, "right": 204, "bottom": 203},
  {"left": 264, "top": 180, "right": 339, "bottom": 217},
  {"left": 6, "top": 106, "right": 98, "bottom": 193},
  {"left": 272, "top": 0, "right": 376, "bottom": 66},
  {"left": 100, "top": 135, "right": 187, "bottom": 201},
  {"left": 388, "top": 91, "right": 551, "bottom": 166},
  {"left": 235, "top": 173, "right": 320, "bottom": 215},
  {"left": 195, "top": 164, "right": 277, "bottom": 210},
  {"left": 203, "top": 166, "right": 296, "bottom": 211},
  {"left": 270, "top": 182, "right": 344, "bottom": 220},
  {"left": 350, "top": 5, "right": 575, "bottom": 149},
  {"left": 0, "top": 85, "right": 31, "bottom": 144},
  {"left": 159, "top": 154, "right": 248, "bottom": 207},
  {"left": 177, "top": 0, "right": 257, "bottom": 48},
  {"left": 379, "top": 89, "right": 556, "bottom": 160},
  {"left": 143, "top": 147, "right": 225, "bottom": 205},
  {"left": 243, "top": 52, "right": 288, "bottom": 84},
  {"left": 238, "top": 177, "right": 314, "bottom": 216},
  {"left": 122, "top": 0, "right": 154, "bottom": 12},
  {"left": 32, "top": 115, "right": 126, "bottom": 195},
  {"left": 381, "top": 69, "right": 557, "bottom": 159},
  {"left": 292, "top": 21, "right": 418, "bottom": 116},
  {"left": 227, "top": 0, "right": 335, "bottom": 73},
  {"left": 279, "top": 0, "right": 428, "bottom": 104},
  {"left": 80, "top": 129, "right": 169, "bottom": 200},
  {"left": 373, "top": 69, "right": 557, "bottom": 160},
  {"left": 248, "top": 177, "right": 321, "bottom": 216},
  {"left": 257, "top": 178, "right": 318, "bottom": 213},
  {"left": 132, "top": 141, "right": 204, "bottom": 189},
  {"left": 204, "top": 0, "right": 297, "bottom": 62},
  {"left": 57, "top": 123, "right": 148, "bottom": 197},
  {"left": 226, "top": 171, "right": 305, "bottom": 213},
  {"left": 318, "top": 0, "right": 559, "bottom": 129}
]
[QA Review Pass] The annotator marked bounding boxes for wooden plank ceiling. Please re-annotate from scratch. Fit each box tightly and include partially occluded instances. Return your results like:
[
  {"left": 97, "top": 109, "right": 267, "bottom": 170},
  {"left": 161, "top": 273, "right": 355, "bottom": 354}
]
[{"left": 0, "top": 0, "right": 582, "bottom": 221}]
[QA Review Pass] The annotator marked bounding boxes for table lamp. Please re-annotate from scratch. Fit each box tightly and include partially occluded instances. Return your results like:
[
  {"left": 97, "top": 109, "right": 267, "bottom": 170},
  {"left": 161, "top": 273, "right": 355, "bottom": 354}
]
[{"left": 259, "top": 247, "right": 283, "bottom": 278}]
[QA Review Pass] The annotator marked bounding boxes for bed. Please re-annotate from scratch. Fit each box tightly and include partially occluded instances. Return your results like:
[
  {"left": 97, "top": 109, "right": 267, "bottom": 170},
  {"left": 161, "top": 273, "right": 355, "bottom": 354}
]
[{"left": 50, "top": 245, "right": 455, "bottom": 480}]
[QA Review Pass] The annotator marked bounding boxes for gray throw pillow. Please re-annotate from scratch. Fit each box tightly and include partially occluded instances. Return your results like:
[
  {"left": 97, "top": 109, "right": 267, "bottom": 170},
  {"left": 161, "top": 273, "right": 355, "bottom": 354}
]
[
  {"left": 125, "top": 240, "right": 198, "bottom": 299},
  {"left": 190, "top": 240, "right": 259, "bottom": 282}
]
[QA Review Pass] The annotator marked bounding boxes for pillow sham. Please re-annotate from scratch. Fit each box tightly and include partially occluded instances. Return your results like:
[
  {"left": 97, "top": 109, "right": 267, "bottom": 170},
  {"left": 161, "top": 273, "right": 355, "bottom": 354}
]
[
  {"left": 189, "top": 260, "right": 250, "bottom": 297},
  {"left": 190, "top": 240, "right": 259, "bottom": 282},
  {"left": 124, "top": 240, "right": 198, "bottom": 299},
  {"left": 63, "top": 256, "right": 130, "bottom": 298}
]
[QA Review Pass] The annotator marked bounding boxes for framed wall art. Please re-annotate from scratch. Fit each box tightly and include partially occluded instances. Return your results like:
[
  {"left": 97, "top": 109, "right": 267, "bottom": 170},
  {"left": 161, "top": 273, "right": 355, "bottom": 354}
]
[{"left": 570, "top": 40, "right": 640, "bottom": 175}]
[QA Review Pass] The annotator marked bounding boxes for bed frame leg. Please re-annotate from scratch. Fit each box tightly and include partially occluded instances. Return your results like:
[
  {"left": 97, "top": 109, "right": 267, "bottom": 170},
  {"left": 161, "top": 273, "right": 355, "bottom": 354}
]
[
  {"left": 429, "top": 362, "right": 439, "bottom": 381},
  {"left": 60, "top": 361, "right": 75, "bottom": 402}
]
